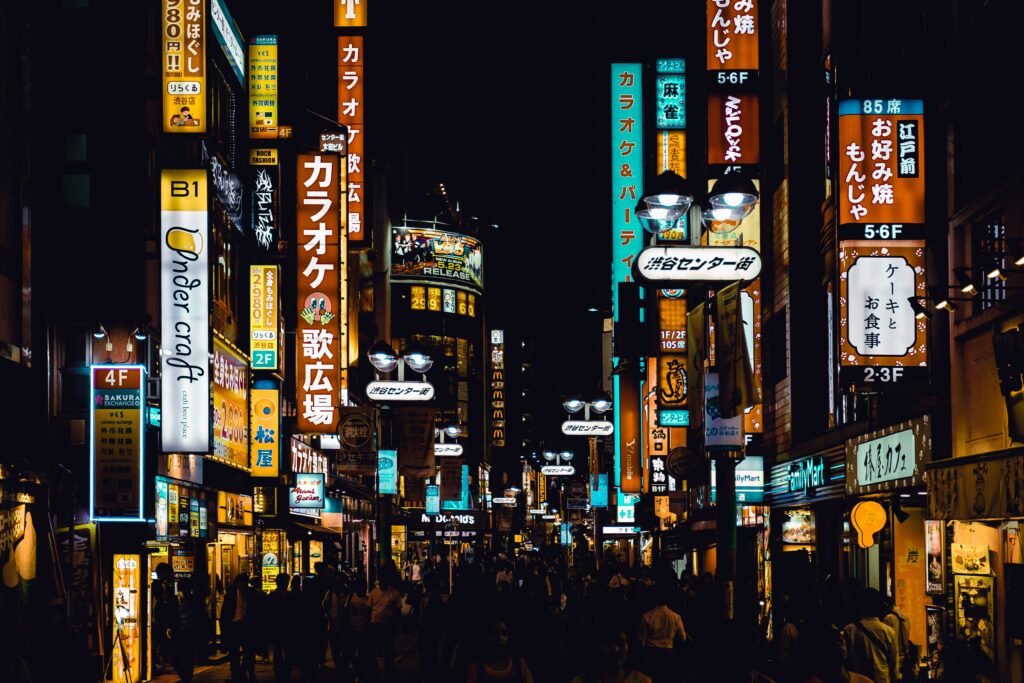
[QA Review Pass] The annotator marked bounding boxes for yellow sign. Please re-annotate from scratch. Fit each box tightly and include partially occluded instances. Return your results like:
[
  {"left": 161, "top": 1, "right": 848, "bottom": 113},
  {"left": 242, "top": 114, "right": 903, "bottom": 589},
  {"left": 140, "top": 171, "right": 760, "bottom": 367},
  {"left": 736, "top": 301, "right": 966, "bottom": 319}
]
[
  {"left": 706, "top": 179, "right": 761, "bottom": 251},
  {"left": 334, "top": 0, "right": 367, "bottom": 26},
  {"left": 212, "top": 337, "right": 250, "bottom": 470},
  {"left": 112, "top": 554, "right": 141, "bottom": 683},
  {"left": 162, "top": 0, "right": 206, "bottom": 133},
  {"left": 250, "top": 388, "right": 280, "bottom": 477},
  {"left": 249, "top": 148, "right": 279, "bottom": 166},
  {"left": 248, "top": 36, "right": 278, "bottom": 138},
  {"left": 250, "top": 265, "right": 279, "bottom": 370},
  {"left": 851, "top": 500, "right": 887, "bottom": 548}
]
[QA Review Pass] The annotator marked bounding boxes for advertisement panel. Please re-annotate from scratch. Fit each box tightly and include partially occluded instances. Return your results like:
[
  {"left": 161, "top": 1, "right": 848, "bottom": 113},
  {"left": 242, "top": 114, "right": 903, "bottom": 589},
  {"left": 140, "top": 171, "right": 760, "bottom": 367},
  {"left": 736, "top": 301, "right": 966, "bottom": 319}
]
[
  {"left": 925, "top": 520, "right": 945, "bottom": 594},
  {"left": 112, "top": 555, "right": 141, "bottom": 683},
  {"left": 839, "top": 241, "right": 927, "bottom": 387},
  {"left": 90, "top": 365, "right": 145, "bottom": 521},
  {"left": 391, "top": 226, "right": 483, "bottom": 292},
  {"left": 162, "top": 0, "right": 206, "bottom": 133},
  {"left": 837, "top": 99, "right": 925, "bottom": 239},
  {"left": 289, "top": 473, "right": 325, "bottom": 509},
  {"left": 590, "top": 473, "right": 609, "bottom": 508},
  {"left": 155, "top": 478, "right": 210, "bottom": 539},
  {"left": 611, "top": 63, "right": 643, "bottom": 322},
  {"left": 704, "top": 371, "right": 743, "bottom": 449},
  {"left": 160, "top": 170, "right": 210, "bottom": 453},
  {"left": 707, "top": 93, "right": 759, "bottom": 172},
  {"left": 211, "top": 338, "right": 250, "bottom": 470},
  {"left": 250, "top": 388, "right": 280, "bottom": 477},
  {"left": 338, "top": 36, "right": 365, "bottom": 240},
  {"left": 617, "top": 370, "right": 641, "bottom": 493},
  {"left": 248, "top": 36, "right": 278, "bottom": 139},
  {"left": 711, "top": 455, "right": 764, "bottom": 503},
  {"left": 425, "top": 485, "right": 440, "bottom": 516},
  {"left": 706, "top": 0, "right": 759, "bottom": 78},
  {"left": 378, "top": 450, "right": 398, "bottom": 495},
  {"left": 296, "top": 154, "right": 341, "bottom": 432},
  {"left": 250, "top": 265, "right": 279, "bottom": 369}
]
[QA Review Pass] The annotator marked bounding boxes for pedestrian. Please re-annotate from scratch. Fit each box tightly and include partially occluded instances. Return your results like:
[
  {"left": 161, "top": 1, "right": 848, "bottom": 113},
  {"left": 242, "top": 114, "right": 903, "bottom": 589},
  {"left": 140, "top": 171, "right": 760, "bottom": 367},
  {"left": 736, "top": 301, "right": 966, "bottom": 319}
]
[
  {"left": 570, "top": 626, "right": 652, "bottom": 683},
  {"left": 637, "top": 583, "right": 687, "bottom": 683},
  {"left": 267, "top": 573, "right": 293, "bottom": 683},
  {"left": 842, "top": 588, "right": 898, "bottom": 683},
  {"left": 347, "top": 580, "right": 373, "bottom": 683},
  {"left": 882, "top": 595, "right": 918, "bottom": 681},
  {"left": 797, "top": 621, "right": 872, "bottom": 683},
  {"left": 171, "top": 577, "right": 199, "bottom": 683},
  {"left": 248, "top": 575, "right": 267, "bottom": 663},
  {"left": 417, "top": 573, "right": 444, "bottom": 683},
  {"left": 220, "top": 573, "right": 256, "bottom": 683},
  {"left": 152, "top": 562, "right": 175, "bottom": 673},
  {"left": 466, "top": 619, "right": 535, "bottom": 683},
  {"left": 368, "top": 567, "right": 403, "bottom": 682},
  {"left": 327, "top": 576, "right": 351, "bottom": 680}
]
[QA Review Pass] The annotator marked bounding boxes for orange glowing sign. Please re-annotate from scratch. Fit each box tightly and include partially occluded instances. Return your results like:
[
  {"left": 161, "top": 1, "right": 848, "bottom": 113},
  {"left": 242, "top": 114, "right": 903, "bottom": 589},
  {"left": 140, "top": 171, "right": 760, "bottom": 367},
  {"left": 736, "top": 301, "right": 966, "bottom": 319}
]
[
  {"left": 706, "top": 0, "right": 759, "bottom": 75},
  {"left": 334, "top": 0, "right": 367, "bottom": 27},
  {"left": 708, "top": 93, "right": 759, "bottom": 169},
  {"left": 338, "top": 36, "right": 365, "bottom": 241}
]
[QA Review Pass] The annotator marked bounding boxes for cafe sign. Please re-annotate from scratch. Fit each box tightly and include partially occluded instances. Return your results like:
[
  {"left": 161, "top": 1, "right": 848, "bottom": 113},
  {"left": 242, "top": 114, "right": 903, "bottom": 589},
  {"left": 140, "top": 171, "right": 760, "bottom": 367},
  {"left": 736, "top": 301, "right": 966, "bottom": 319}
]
[{"left": 846, "top": 415, "right": 931, "bottom": 495}]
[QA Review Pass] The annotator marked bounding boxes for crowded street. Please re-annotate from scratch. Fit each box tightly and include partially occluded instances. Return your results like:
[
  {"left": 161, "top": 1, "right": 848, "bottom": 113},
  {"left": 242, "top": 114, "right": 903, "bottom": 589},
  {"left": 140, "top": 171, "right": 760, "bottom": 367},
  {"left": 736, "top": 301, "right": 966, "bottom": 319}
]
[{"left": 2, "top": 0, "right": 1024, "bottom": 682}]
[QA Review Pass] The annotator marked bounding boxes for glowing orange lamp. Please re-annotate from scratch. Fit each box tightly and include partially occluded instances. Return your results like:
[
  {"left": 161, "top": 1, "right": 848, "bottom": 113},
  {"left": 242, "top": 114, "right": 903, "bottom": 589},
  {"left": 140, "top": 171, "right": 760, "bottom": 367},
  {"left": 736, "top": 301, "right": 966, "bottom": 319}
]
[{"left": 851, "top": 500, "right": 887, "bottom": 549}]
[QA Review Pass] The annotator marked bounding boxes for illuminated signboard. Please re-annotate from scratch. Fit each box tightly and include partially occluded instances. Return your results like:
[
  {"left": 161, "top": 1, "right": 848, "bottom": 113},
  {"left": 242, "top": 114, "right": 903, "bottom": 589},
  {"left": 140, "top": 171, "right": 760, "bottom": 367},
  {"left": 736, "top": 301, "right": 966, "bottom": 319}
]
[
  {"left": 378, "top": 449, "right": 398, "bottom": 495},
  {"left": 838, "top": 99, "right": 925, "bottom": 240},
  {"left": 561, "top": 421, "right": 614, "bottom": 436},
  {"left": 211, "top": 338, "right": 249, "bottom": 470},
  {"left": 291, "top": 437, "right": 329, "bottom": 476},
  {"left": 590, "top": 473, "right": 609, "bottom": 508},
  {"left": 289, "top": 473, "right": 325, "bottom": 509},
  {"left": 155, "top": 477, "right": 210, "bottom": 539},
  {"left": 781, "top": 509, "right": 815, "bottom": 545},
  {"left": 162, "top": 0, "right": 206, "bottom": 133},
  {"left": 250, "top": 387, "right": 280, "bottom": 477},
  {"left": 659, "top": 410, "right": 690, "bottom": 427},
  {"left": 657, "top": 353, "right": 688, "bottom": 413},
  {"left": 846, "top": 415, "right": 931, "bottom": 495},
  {"left": 112, "top": 555, "right": 141, "bottom": 683},
  {"left": 425, "top": 485, "right": 440, "bottom": 516},
  {"left": 636, "top": 245, "right": 762, "bottom": 283},
  {"left": 659, "top": 294, "right": 687, "bottom": 352},
  {"left": 839, "top": 241, "right": 927, "bottom": 387},
  {"left": 711, "top": 455, "right": 764, "bottom": 503},
  {"left": 296, "top": 155, "right": 341, "bottom": 432},
  {"left": 217, "top": 491, "right": 253, "bottom": 526},
  {"left": 611, "top": 63, "right": 643, "bottom": 322},
  {"left": 391, "top": 226, "right": 483, "bottom": 292},
  {"left": 706, "top": 0, "right": 759, "bottom": 81},
  {"left": 338, "top": 36, "right": 365, "bottom": 240},
  {"left": 656, "top": 72, "right": 686, "bottom": 129},
  {"left": 707, "top": 93, "right": 759, "bottom": 172},
  {"left": 655, "top": 59, "right": 687, "bottom": 241},
  {"left": 250, "top": 154, "right": 279, "bottom": 250},
  {"left": 334, "top": 0, "right": 367, "bottom": 27},
  {"left": 541, "top": 465, "right": 575, "bottom": 476},
  {"left": 366, "top": 381, "right": 435, "bottom": 401},
  {"left": 160, "top": 170, "right": 209, "bottom": 453},
  {"left": 617, "top": 368, "right": 641, "bottom": 493},
  {"left": 490, "top": 329, "right": 505, "bottom": 447},
  {"left": 210, "top": 0, "right": 244, "bottom": 86},
  {"left": 250, "top": 265, "right": 279, "bottom": 369},
  {"left": 248, "top": 36, "right": 278, "bottom": 139},
  {"left": 91, "top": 365, "right": 145, "bottom": 521}
]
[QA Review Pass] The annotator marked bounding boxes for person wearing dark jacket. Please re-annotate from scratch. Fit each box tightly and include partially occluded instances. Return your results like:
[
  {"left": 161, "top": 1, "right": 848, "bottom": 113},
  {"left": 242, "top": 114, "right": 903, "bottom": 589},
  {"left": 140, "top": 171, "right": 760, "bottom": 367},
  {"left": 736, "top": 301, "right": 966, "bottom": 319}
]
[
  {"left": 171, "top": 578, "right": 200, "bottom": 683},
  {"left": 267, "top": 573, "right": 293, "bottom": 683},
  {"left": 220, "top": 574, "right": 255, "bottom": 683}
]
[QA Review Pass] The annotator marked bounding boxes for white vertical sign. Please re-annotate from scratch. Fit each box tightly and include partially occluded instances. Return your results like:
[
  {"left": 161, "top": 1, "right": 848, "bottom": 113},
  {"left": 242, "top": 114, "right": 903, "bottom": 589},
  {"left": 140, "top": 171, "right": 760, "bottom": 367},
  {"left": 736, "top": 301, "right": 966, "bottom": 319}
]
[
  {"left": 847, "top": 256, "right": 916, "bottom": 356},
  {"left": 161, "top": 170, "right": 211, "bottom": 453}
]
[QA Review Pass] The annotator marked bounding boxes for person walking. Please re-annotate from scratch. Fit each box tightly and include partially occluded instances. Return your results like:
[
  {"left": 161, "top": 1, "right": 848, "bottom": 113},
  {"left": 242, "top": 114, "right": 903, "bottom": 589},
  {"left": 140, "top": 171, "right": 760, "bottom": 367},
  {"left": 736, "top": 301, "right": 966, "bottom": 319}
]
[
  {"left": 220, "top": 574, "right": 255, "bottom": 683},
  {"left": 368, "top": 568, "right": 403, "bottom": 682},
  {"left": 347, "top": 581, "right": 373, "bottom": 683},
  {"left": 171, "top": 578, "right": 200, "bottom": 683},
  {"left": 843, "top": 588, "right": 898, "bottom": 683},
  {"left": 466, "top": 620, "right": 535, "bottom": 683},
  {"left": 882, "top": 596, "right": 917, "bottom": 681},
  {"left": 571, "top": 627, "right": 652, "bottom": 683},
  {"left": 267, "top": 573, "right": 293, "bottom": 683},
  {"left": 417, "top": 573, "right": 444, "bottom": 683},
  {"left": 637, "top": 584, "right": 687, "bottom": 683},
  {"left": 327, "top": 576, "right": 351, "bottom": 680}
]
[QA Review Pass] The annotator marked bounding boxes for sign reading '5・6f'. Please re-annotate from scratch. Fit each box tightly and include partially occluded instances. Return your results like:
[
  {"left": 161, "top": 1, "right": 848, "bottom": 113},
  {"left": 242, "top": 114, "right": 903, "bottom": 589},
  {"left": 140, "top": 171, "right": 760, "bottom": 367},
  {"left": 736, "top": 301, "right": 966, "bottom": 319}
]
[
  {"left": 296, "top": 155, "right": 342, "bottom": 432},
  {"left": 161, "top": 170, "right": 210, "bottom": 453}
]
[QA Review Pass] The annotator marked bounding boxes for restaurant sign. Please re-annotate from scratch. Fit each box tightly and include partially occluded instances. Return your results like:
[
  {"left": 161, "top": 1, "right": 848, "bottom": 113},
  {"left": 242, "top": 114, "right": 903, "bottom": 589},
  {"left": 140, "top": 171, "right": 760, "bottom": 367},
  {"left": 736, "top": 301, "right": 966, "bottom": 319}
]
[{"left": 846, "top": 415, "right": 931, "bottom": 495}]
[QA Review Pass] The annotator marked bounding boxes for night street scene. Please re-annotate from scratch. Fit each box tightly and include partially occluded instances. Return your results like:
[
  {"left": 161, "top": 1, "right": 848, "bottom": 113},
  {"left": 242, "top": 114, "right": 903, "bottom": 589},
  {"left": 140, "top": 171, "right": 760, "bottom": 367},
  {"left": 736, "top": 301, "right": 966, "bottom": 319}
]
[{"left": 4, "top": 1, "right": 1024, "bottom": 682}]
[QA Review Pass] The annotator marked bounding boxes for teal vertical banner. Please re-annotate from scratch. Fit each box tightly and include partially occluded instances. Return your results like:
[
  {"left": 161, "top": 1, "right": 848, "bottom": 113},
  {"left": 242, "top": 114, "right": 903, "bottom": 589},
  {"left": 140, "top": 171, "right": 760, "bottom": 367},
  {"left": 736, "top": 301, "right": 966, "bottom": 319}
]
[
  {"left": 611, "top": 63, "right": 644, "bottom": 323},
  {"left": 378, "top": 449, "right": 397, "bottom": 494},
  {"left": 590, "top": 473, "right": 609, "bottom": 508}
]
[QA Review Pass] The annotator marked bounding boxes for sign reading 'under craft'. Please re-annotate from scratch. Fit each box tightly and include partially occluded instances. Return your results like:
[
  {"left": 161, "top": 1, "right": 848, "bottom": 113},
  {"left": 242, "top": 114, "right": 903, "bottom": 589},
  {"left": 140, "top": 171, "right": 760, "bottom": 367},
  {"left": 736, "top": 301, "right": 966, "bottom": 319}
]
[
  {"left": 635, "top": 246, "right": 762, "bottom": 283},
  {"left": 561, "top": 421, "right": 615, "bottom": 436},
  {"left": 366, "top": 381, "right": 435, "bottom": 401}
]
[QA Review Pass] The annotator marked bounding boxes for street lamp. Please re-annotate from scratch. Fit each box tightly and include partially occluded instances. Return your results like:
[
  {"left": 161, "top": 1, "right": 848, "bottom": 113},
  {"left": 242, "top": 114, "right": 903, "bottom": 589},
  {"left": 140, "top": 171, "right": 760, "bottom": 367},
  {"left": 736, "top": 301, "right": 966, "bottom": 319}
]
[
  {"left": 636, "top": 171, "right": 694, "bottom": 234},
  {"left": 562, "top": 394, "right": 585, "bottom": 414},
  {"left": 954, "top": 267, "right": 979, "bottom": 296},
  {"left": 443, "top": 424, "right": 462, "bottom": 439},
  {"left": 367, "top": 340, "right": 399, "bottom": 373},
  {"left": 707, "top": 174, "right": 759, "bottom": 221},
  {"left": 403, "top": 341, "right": 434, "bottom": 373},
  {"left": 589, "top": 391, "right": 613, "bottom": 414}
]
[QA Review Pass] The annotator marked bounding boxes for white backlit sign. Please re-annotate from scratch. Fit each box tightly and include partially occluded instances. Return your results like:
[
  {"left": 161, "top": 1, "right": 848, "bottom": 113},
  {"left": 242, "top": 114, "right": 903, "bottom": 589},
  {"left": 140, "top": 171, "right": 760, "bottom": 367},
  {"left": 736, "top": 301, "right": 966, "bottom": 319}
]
[
  {"left": 434, "top": 443, "right": 464, "bottom": 456},
  {"left": 636, "top": 246, "right": 762, "bottom": 283},
  {"left": 561, "top": 420, "right": 615, "bottom": 436},
  {"left": 366, "top": 381, "right": 435, "bottom": 401},
  {"left": 541, "top": 465, "right": 575, "bottom": 476}
]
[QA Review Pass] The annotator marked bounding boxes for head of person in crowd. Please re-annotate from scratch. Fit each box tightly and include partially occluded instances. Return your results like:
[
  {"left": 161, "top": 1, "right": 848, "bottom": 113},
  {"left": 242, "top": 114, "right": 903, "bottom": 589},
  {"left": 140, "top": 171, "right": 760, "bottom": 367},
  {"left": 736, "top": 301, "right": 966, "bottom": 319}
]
[
  {"left": 858, "top": 587, "right": 885, "bottom": 620},
  {"left": 275, "top": 573, "right": 289, "bottom": 591}
]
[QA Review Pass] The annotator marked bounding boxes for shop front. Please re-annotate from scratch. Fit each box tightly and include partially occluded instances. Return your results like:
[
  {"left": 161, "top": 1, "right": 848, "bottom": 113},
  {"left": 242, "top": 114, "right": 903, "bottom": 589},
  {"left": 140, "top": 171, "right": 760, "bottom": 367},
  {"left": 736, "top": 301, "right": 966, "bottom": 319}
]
[
  {"left": 211, "top": 489, "right": 254, "bottom": 636},
  {"left": 927, "top": 447, "right": 1024, "bottom": 682},
  {"left": 407, "top": 509, "right": 488, "bottom": 563}
]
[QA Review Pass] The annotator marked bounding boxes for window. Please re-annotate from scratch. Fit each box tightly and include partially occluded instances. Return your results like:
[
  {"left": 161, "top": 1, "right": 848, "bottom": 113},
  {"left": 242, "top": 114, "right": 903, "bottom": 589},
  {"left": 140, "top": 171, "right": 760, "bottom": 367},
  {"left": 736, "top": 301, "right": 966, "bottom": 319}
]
[
  {"left": 62, "top": 174, "right": 90, "bottom": 208},
  {"left": 65, "top": 134, "right": 87, "bottom": 162},
  {"left": 973, "top": 213, "right": 1006, "bottom": 312}
]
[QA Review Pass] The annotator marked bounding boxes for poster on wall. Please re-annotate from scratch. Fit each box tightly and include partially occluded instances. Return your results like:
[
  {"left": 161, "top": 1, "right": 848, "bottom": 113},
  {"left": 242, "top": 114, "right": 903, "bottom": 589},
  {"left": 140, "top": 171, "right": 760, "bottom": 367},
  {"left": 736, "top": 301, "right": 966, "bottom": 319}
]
[
  {"left": 781, "top": 509, "right": 816, "bottom": 545},
  {"left": 954, "top": 574, "right": 994, "bottom": 652},
  {"left": 212, "top": 338, "right": 250, "bottom": 470},
  {"left": 951, "top": 543, "right": 990, "bottom": 575},
  {"left": 925, "top": 520, "right": 945, "bottom": 594},
  {"left": 391, "top": 226, "right": 484, "bottom": 293},
  {"left": 925, "top": 605, "right": 945, "bottom": 678},
  {"left": 112, "top": 554, "right": 141, "bottom": 683}
]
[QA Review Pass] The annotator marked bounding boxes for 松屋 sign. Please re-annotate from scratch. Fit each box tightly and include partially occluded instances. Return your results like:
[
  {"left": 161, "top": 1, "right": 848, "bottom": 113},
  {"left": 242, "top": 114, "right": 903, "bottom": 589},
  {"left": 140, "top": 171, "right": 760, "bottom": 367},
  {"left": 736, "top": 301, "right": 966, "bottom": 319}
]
[
  {"left": 250, "top": 388, "right": 280, "bottom": 477},
  {"left": 367, "top": 381, "right": 434, "bottom": 401},
  {"left": 637, "top": 246, "right": 761, "bottom": 284},
  {"left": 289, "top": 473, "right": 325, "bottom": 509},
  {"left": 561, "top": 421, "right": 614, "bottom": 436},
  {"left": 846, "top": 415, "right": 931, "bottom": 495},
  {"left": 161, "top": 170, "right": 210, "bottom": 453},
  {"left": 541, "top": 465, "right": 575, "bottom": 476}
]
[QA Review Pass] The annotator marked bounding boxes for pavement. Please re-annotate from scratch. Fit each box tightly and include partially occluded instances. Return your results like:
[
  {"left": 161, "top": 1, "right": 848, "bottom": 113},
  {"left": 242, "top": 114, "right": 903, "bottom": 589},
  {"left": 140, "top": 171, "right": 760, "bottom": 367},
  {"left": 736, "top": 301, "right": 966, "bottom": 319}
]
[{"left": 151, "top": 632, "right": 421, "bottom": 683}]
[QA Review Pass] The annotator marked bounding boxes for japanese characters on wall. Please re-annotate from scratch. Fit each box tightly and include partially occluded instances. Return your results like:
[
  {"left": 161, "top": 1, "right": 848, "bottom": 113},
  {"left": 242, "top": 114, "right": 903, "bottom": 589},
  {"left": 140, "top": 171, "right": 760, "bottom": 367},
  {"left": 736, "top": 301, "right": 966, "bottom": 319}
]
[
  {"left": 391, "top": 227, "right": 484, "bottom": 292},
  {"left": 250, "top": 265, "right": 279, "bottom": 369},
  {"left": 296, "top": 154, "right": 342, "bottom": 432},
  {"left": 248, "top": 35, "right": 278, "bottom": 139},
  {"left": 91, "top": 366, "right": 145, "bottom": 521},
  {"left": 162, "top": 0, "right": 206, "bottom": 133},
  {"left": 706, "top": 0, "right": 759, "bottom": 81},
  {"left": 211, "top": 337, "right": 250, "bottom": 470},
  {"left": 656, "top": 58, "right": 687, "bottom": 242},
  {"left": 338, "top": 36, "right": 365, "bottom": 241},
  {"left": 160, "top": 169, "right": 210, "bottom": 453},
  {"left": 611, "top": 63, "right": 644, "bottom": 322},
  {"left": 250, "top": 150, "right": 279, "bottom": 250}
]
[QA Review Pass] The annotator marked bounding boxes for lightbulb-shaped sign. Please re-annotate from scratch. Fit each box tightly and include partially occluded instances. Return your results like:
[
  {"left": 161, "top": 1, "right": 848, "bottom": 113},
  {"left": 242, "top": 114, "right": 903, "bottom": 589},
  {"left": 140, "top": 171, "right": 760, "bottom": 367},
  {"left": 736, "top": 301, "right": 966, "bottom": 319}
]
[{"left": 851, "top": 501, "right": 886, "bottom": 549}]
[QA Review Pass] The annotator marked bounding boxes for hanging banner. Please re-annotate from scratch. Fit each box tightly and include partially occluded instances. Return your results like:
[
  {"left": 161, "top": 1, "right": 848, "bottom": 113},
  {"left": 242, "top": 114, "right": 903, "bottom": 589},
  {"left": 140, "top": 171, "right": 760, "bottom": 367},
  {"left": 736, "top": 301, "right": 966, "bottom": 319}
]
[
  {"left": 706, "top": 0, "right": 759, "bottom": 81},
  {"left": 112, "top": 555, "right": 142, "bottom": 683},
  {"left": 611, "top": 63, "right": 643, "bottom": 322},
  {"left": 296, "top": 154, "right": 341, "bottom": 432},
  {"left": 398, "top": 407, "right": 437, "bottom": 478},
  {"left": 927, "top": 452, "right": 1024, "bottom": 520},
  {"left": 248, "top": 35, "right": 278, "bottom": 139},
  {"left": 250, "top": 388, "right": 280, "bottom": 477},
  {"left": 893, "top": 509, "right": 928, "bottom": 648},
  {"left": 705, "top": 371, "right": 743, "bottom": 449},
  {"left": 162, "top": 0, "right": 206, "bottom": 133},
  {"left": 617, "top": 369, "right": 642, "bottom": 493},
  {"left": 425, "top": 484, "right": 440, "bottom": 516},
  {"left": 250, "top": 265, "right": 279, "bottom": 370},
  {"left": 716, "top": 281, "right": 756, "bottom": 419},
  {"left": 90, "top": 365, "right": 145, "bottom": 521},
  {"left": 440, "top": 457, "right": 464, "bottom": 502},
  {"left": 687, "top": 303, "right": 707, "bottom": 426},
  {"left": 590, "top": 473, "right": 609, "bottom": 508},
  {"left": 160, "top": 169, "right": 210, "bottom": 453},
  {"left": 338, "top": 36, "right": 365, "bottom": 240},
  {"left": 378, "top": 449, "right": 398, "bottom": 495},
  {"left": 211, "top": 338, "right": 250, "bottom": 470},
  {"left": 838, "top": 99, "right": 925, "bottom": 240},
  {"left": 839, "top": 241, "right": 927, "bottom": 387}
]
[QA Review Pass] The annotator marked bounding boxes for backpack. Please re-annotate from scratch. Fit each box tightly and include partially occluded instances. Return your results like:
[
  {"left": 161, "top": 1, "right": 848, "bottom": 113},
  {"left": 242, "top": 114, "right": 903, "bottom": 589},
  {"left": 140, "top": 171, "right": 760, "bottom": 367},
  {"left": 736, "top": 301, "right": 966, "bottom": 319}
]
[{"left": 888, "top": 609, "right": 921, "bottom": 680}]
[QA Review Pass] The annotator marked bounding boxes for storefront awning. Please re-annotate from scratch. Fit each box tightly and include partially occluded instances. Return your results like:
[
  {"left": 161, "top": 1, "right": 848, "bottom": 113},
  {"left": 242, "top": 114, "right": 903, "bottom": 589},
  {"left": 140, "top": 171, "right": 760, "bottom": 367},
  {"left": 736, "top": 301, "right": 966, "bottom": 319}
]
[{"left": 926, "top": 447, "right": 1024, "bottom": 520}]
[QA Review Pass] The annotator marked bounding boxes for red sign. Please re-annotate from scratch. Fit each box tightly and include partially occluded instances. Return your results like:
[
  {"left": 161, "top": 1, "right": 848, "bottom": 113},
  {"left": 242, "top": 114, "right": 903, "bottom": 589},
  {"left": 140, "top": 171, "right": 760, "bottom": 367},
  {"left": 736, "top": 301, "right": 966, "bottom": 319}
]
[
  {"left": 707, "top": 93, "right": 759, "bottom": 169},
  {"left": 296, "top": 154, "right": 341, "bottom": 432}
]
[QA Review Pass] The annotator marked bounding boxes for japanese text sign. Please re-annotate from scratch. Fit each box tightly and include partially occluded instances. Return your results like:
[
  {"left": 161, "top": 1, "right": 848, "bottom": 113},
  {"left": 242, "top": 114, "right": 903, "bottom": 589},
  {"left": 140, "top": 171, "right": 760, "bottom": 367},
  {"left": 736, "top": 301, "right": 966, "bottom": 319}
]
[
  {"left": 210, "top": 0, "right": 244, "bottom": 86},
  {"left": 250, "top": 155, "right": 278, "bottom": 250},
  {"left": 711, "top": 455, "right": 764, "bottom": 503},
  {"left": 708, "top": 93, "right": 759, "bottom": 171},
  {"left": 378, "top": 450, "right": 397, "bottom": 495},
  {"left": 838, "top": 99, "right": 925, "bottom": 239},
  {"left": 289, "top": 473, "right": 325, "bottom": 509},
  {"left": 334, "top": 0, "right": 367, "bottom": 26},
  {"left": 248, "top": 36, "right": 278, "bottom": 139},
  {"left": 846, "top": 415, "right": 931, "bottom": 495},
  {"left": 296, "top": 154, "right": 342, "bottom": 432},
  {"left": 160, "top": 169, "right": 210, "bottom": 453},
  {"left": 839, "top": 241, "right": 927, "bottom": 386},
  {"left": 112, "top": 555, "right": 141, "bottom": 683},
  {"left": 636, "top": 245, "right": 762, "bottom": 283},
  {"left": 706, "top": 0, "right": 759, "bottom": 77},
  {"left": 611, "top": 64, "right": 643, "bottom": 322},
  {"left": 250, "top": 388, "right": 280, "bottom": 477},
  {"left": 656, "top": 73, "right": 686, "bottom": 129},
  {"left": 250, "top": 265, "right": 279, "bottom": 369},
  {"left": 162, "top": 0, "right": 206, "bottom": 133},
  {"left": 659, "top": 294, "right": 687, "bottom": 352},
  {"left": 338, "top": 36, "right": 365, "bottom": 240},
  {"left": 211, "top": 338, "right": 249, "bottom": 470},
  {"left": 91, "top": 365, "right": 145, "bottom": 521},
  {"left": 291, "top": 437, "right": 329, "bottom": 476}
]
